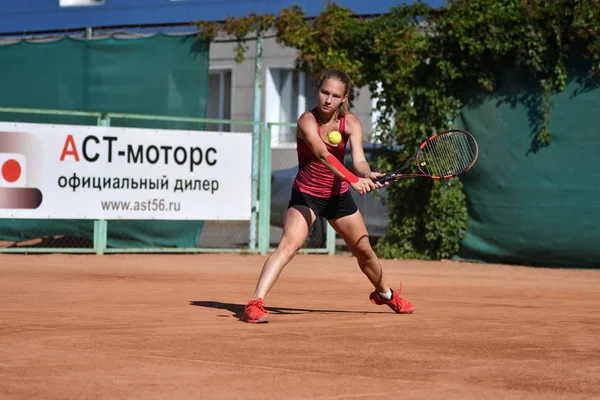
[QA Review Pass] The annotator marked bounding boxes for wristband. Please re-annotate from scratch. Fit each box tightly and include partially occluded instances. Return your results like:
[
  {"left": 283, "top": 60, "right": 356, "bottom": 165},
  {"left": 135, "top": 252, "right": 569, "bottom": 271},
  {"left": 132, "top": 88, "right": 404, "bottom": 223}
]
[{"left": 326, "top": 154, "right": 359, "bottom": 184}]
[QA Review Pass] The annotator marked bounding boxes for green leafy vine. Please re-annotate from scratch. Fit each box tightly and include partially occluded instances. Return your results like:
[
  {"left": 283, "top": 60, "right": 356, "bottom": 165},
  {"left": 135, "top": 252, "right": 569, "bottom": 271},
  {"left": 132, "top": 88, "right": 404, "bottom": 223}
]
[{"left": 197, "top": 13, "right": 275, "bottom": 63}]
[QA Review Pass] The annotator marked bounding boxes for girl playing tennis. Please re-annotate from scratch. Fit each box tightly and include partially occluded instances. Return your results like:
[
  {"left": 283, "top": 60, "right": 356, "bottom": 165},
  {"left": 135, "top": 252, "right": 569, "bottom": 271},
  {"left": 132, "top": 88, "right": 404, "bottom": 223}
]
[{"left": 241, "top": 69, "right": 414, "bottom": 323}]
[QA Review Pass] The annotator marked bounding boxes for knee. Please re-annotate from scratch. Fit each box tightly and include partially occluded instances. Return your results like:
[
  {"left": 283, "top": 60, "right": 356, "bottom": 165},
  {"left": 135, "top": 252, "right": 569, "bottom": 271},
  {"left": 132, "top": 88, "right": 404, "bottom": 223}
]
[
  {"left": 277, "top": 241, "right": 301, "bottom": 258},
  {"left": 350, "top": 236, "right": 376, "bottom": 262}
]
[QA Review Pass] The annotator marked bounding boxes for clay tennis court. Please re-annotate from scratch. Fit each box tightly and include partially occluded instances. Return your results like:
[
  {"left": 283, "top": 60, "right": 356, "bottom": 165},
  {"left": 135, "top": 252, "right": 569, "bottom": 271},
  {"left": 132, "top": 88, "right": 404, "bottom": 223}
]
[{"left": 1, "top": 253, "right": 598, "bottom": 399}]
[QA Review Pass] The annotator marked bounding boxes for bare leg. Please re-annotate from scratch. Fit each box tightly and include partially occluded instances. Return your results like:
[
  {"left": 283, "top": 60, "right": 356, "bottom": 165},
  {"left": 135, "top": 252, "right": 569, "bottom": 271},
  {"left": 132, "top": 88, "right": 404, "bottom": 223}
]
[
  {"left": 252, "top": 205, "right": 316, "bottom": 300},
  {"left": 328, "top": 210, "right": 390, "bottom": 293}
]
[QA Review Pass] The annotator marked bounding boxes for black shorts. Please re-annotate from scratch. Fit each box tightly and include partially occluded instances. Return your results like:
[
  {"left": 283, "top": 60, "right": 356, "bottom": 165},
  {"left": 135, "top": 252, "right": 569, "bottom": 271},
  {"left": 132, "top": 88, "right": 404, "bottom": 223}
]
[{"left": 288, "top": 189, "right": 358, "bottom": 220}]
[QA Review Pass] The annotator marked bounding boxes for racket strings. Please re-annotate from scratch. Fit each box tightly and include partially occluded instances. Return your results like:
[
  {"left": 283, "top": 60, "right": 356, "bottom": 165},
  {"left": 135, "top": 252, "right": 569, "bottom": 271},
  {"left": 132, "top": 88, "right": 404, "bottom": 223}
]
[
  {"left": 441, "top": 133, "right": 475, "bottom": 174},
  {"left": 418, "top": 132, "right": 477, "bottom": 178}
]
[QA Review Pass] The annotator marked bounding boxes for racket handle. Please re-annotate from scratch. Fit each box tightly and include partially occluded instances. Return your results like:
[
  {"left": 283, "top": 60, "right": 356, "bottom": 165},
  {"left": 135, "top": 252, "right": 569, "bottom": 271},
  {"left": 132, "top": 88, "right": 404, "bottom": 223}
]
[{"left": 375, "top": 174, "right": 396, "bottom": 184}]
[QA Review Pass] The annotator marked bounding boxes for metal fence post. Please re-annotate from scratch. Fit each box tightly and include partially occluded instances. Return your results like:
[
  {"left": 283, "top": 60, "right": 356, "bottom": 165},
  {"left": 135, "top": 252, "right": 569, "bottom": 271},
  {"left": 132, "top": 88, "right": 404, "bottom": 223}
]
[
  {"left": 94, "top": 116, "right": 109, "bottom": 255},
  {"left": 249, "top": 31, "right": 264, "bottom": 251},
  {"left": 258, "top": 123, "right": 272, "bottom": 255}
]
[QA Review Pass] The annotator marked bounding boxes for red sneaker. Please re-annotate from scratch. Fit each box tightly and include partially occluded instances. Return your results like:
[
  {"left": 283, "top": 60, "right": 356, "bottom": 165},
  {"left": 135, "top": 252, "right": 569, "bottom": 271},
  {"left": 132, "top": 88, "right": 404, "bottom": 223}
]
[
  {"left": 241, "top": 298, "right": 270, "bottom": 323},
  {"left": 369, "top": 284, "right": 414, "bottom": 314}
]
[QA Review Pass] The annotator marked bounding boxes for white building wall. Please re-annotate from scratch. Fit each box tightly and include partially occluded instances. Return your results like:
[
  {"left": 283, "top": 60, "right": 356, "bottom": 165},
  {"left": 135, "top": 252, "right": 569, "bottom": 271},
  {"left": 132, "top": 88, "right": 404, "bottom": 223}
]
[{"left": 208, "top": 34, "right": 375, "bottom": 141}]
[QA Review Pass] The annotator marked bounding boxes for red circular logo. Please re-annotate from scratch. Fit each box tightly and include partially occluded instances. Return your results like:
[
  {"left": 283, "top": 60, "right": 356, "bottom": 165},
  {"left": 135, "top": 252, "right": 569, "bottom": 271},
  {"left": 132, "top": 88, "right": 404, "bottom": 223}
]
[{"left": 2, "top": 159, "right": 22, "bottom": 183}]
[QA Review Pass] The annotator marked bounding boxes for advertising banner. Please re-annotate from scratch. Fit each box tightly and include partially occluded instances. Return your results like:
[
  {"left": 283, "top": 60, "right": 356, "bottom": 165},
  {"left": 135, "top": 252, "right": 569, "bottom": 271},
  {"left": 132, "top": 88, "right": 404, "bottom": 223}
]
[{"left": 0, "top": 122, "right": 252, "bottom": 220}]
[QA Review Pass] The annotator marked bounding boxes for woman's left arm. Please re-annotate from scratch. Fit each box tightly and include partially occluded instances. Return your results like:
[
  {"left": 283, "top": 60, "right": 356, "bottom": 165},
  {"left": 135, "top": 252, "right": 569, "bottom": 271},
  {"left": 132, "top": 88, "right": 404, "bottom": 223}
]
[
  {"left": 345, "top": 114, "right": 387, "bottom": 181},
  {"left": 347, "top": 114, "right": 369, "bottom": 176},
  {"left": 347, "top": 114, "right": 380, "bottom": 181}
]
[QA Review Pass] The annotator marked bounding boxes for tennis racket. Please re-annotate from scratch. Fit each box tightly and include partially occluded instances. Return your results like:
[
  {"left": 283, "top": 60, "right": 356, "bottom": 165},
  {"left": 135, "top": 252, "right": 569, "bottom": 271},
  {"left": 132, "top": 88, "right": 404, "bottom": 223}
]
[{"left": 375, "top": 129, "right": 479, "bottom": 184}]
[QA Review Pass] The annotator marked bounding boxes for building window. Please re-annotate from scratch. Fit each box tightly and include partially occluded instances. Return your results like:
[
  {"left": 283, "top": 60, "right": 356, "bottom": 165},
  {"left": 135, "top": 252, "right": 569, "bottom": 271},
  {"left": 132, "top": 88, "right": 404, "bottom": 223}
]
[
  {"left": 206, "top": 69, "right": 232, "bottom": 132},
  {"left": 266, "top": 68, "right": 317, "bottom": 147},
  {"left": 60, "top": 0, "right": 104, "bottom": 6},
  {"left": 371, "top": 81, "right": 401, "bottom": 143}
]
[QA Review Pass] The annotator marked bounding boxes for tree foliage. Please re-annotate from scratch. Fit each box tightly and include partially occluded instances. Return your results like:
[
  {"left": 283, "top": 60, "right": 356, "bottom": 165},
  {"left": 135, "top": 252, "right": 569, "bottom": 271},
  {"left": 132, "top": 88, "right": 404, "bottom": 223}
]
[{"left": 196, "top": 0, "right": 600, "bottom": 259}]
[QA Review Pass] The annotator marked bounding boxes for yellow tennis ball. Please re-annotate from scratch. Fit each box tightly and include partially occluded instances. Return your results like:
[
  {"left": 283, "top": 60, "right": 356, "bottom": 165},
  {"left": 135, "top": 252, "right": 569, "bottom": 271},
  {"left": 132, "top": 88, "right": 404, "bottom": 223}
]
[{"left": 328, "top": 130, "right": 342, "bottom": 145}]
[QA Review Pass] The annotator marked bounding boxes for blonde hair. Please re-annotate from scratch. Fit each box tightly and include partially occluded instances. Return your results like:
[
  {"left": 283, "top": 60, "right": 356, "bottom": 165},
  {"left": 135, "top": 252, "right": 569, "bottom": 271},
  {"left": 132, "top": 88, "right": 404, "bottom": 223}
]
[{"left": 318, "top": 69, "right": 352, "bottom": 116}]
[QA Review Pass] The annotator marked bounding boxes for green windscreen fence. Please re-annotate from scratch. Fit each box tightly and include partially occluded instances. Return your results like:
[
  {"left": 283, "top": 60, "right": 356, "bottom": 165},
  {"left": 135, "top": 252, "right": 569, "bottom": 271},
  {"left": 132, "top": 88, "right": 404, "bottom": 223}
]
[
  {"left": 0, "top": 33, "right": 210, "bottom": 249},
  {"left": 456, "top": 53, "right": 600, "bottom": 268}
]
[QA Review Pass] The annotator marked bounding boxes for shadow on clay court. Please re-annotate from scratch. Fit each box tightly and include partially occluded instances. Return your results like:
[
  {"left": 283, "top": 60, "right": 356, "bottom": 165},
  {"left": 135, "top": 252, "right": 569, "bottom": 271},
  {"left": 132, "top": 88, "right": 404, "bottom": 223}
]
[{"left": 189, "top": 301, "right": 388, "bottom": 319}]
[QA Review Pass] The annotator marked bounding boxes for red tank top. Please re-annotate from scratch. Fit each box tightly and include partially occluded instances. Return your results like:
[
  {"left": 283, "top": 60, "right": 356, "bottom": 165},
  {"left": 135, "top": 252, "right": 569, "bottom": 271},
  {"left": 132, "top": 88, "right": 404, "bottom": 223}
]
[{"left": 293, "top": 108, "right": 349, "bottom": 198}]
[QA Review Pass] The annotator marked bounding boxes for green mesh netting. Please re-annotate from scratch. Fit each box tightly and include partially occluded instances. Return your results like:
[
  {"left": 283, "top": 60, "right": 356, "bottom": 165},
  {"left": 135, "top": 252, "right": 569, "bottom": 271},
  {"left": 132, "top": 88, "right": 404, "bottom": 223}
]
[{"left": 0, "top": 34, "right": 210, "bottom": 249}]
